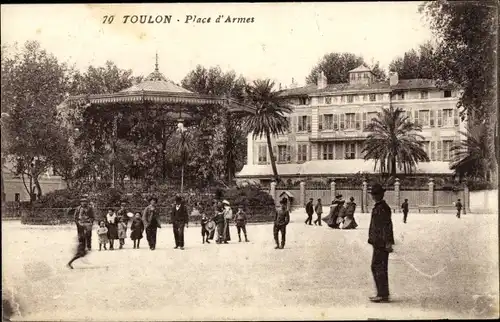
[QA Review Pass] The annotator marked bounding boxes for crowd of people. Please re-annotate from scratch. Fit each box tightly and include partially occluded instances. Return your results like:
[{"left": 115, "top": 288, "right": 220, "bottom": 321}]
[{"left": 305, "top": 195, "right": 358, "bottom": 229}]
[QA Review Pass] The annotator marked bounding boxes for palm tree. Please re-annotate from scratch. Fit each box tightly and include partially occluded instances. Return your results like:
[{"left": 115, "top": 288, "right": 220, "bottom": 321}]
[
  {"left": 174, "top": 123, "right": 191, "bottom": 193},
  {"left": 362, "top": 106, "right": 429, "bottom": 178},
  {"left": 450, "top": 123, "right": 495, "bottom": 182},
  {"left": 242, "top": 79, "right": 291, "bottom": 183}
]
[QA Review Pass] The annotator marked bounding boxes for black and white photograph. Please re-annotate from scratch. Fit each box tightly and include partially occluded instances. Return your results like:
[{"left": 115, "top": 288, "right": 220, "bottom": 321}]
[{"left": 1, "top": 2, "right": 498, "bottom": 321}]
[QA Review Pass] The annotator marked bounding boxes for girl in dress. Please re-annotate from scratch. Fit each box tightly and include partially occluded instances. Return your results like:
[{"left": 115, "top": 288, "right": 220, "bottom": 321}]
[
  {"left": 106, "top": 208, "right": 119, "bottom": 250},
  {"left": 117, "top": 217, "right": 127, "bottom": 249},
  {"left": 130, "top": 212, "right": 145, "bottom": 249},
  {"left": 97, "top": 221, "right": 109, "bottom": 251}
]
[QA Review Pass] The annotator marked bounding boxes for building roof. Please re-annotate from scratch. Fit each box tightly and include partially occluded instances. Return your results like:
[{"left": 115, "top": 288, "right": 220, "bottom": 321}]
[
  {"left": 349, "top": 65, "right": 372, "bottom": 73},
  {"left": 120, "top": 80, "right": 192, "bottom": 94},
  {"left": 236, "top": 160, "right": 453, "bottom": 177}
]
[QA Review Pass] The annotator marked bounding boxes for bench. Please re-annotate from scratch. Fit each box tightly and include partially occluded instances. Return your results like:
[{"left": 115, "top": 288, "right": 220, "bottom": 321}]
[{"left": 417, "top": 205, "right": 439, "bottom": 213}]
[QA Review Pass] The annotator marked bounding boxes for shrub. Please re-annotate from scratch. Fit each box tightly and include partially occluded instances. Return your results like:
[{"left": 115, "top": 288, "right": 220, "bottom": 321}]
[{"left": 223, "top": 185, "right": 276, "bottom": 222}]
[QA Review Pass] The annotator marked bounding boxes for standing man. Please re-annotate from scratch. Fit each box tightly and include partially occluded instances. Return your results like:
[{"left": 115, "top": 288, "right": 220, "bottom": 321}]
[
  {"left": 455, "top": 198, "right": 463, "bottom": 218},
  {"left": 314, "top": 198, "right": 323, "bottom": 226},
  {"left": 274, "top": 199, "right": 290, "bottom": 249},
  {"left": 171, "top": 195, "right": 189, "bottom": 250},
  {"left": 401, "top": 198, "right": 409, "bottom": 224},
  {"left": 67, "top": 196, "right": 95, "bottom": 269},
  {"left": 367, "top": 183, "right": 394, "bottom": 303},
  {"left": 143, "top": 197, "right": 161, "bottom": 250},
  {"left": 305, "top": 198, "right": 314, "bottom": 225}
]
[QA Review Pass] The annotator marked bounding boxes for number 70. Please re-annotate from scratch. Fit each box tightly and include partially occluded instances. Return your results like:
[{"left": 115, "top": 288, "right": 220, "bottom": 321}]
[{"left": 102, "top": 15, "right": 115, "bottom": 24}]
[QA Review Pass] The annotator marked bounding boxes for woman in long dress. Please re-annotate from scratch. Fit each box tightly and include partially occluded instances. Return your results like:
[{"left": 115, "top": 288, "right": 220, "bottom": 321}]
[
  {"left": 106, "top": 209, "right": 119, "bottom": 250},
  {"left": 222, "top": 200, "right": 232, "bottom": 243},
  {"left": 342, "top": 197, "right": 358, "bottom": 229},
  {"left": 323, "top": 195, "right": 344, "bottom": 229}
]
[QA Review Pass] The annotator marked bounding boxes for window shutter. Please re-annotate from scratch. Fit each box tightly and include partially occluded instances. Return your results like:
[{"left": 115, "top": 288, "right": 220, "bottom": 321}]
[
  {"left": 453, "top": 109, "right": 459, "bottom": 126},
  {"left": 340, "top": 114, "right": 345, "bottom": 130},
  {"left": 437, "top": 141, "right": 442, "bottom": 161},
  {"left": 272, "top": 146, "right": 277, "bottom": 163},
  {"left": 355, "top": 113, "right": 361, "bottom": 130},
  {"left": 430, "top": 141, "right": 435, "bottom": 161},
  {"left": 307, "top": 116, "right": 312, "bottom": 132},
  {"left": 415, "top": 110, "right": 420, "bottom": 126},
  {"left": 317, "top": 144, "right": 322, "bottom": 160},
  {"left": 318, "top": 114, "right": 323, "bottom": 131},
  {"left": 430, "top": 110, "right": 435, "bottom": 127},
  {"left": 437, "top": 110, "right": 442, "bottom": 127},
  {"left": 362, "top": 112, "right": 367, "bottom": 130},
  {"left": 287, "top": 145, "right": 292, "bottom": 163},
  {"left": 333, "top": 114, "right": 339, "bottom": 131}
]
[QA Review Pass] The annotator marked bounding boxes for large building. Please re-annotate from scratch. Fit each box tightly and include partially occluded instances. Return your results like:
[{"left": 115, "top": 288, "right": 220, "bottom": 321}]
[{"left": 237, "top": 65, "right": 465, "bottom": 184}]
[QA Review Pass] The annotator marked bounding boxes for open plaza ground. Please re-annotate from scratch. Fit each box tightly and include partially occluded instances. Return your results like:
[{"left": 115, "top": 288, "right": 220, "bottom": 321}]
[{"left": 2, "top": 210, "right": 499, "bottom": 321}]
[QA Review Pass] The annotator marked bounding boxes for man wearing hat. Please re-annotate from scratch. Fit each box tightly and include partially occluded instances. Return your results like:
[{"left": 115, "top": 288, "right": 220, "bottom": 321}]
[
  {"left": 171, "top": 195, "right": 189, "bottom": 249},
  {"left": 67, "top": 196, "right": 95, "bottom": 269},
  {"left": 274, "top": 198, "right": 290, "bottom": 249},
  {"left": 367, "top": 183, "right": 394, "bottom": 303},
  {"left": 304, "top": 198, "right": 314, "bottom": 225},
  {"left": 143, "top": 197, "right": 161, "bottom": 250}
]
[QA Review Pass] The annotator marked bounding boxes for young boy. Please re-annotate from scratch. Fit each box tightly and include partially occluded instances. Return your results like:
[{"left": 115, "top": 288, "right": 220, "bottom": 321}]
[
  {"left": 235, "top": 206, "right": 249, "bottom": 242},
  {"left": 97, "top": 221, "right": 108, "bottom": 251},
  {"left": 274, "top": 199, "right": 290, "bottom": 249},
  {"left": 456, "top": 199, "right": 463, "bottom": 218},
  {"left": 200, "top": 209, "right": 210, "bottom": 244}
]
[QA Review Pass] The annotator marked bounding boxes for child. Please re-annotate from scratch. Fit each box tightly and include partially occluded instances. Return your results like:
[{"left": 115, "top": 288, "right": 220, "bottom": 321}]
[
  {"left": 117, "top": 217, "right": 127, "bottom": 249},
  {"left": 200, "top": 210, "right": 210, "bottom": 244},
  {"left": 456, "top": 199, "right": 463, "bottom": 218},
  {"left": 130, "top": 212, "right": 144, "bottom": 249},
  {"left": 235, "top": 206, "right": 249, "bottom": 242},
  {"left": 97, "top": 221, "right": 109, "bottom": 251}
]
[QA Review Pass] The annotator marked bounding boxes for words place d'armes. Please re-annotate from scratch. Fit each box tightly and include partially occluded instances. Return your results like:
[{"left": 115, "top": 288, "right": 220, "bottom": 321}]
[{"left": 102, "top": 15, "right": 255, "bottom": 24}]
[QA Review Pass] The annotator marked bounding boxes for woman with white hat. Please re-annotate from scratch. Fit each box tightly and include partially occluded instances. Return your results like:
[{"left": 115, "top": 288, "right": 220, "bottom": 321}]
[{"left": 222, "top": 200, "right": 232, "bottom": 243}]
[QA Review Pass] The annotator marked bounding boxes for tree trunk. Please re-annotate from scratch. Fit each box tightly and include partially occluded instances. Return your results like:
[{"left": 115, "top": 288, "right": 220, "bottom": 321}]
[
  {"left": 391, "top": 157, "right": 397, "bottom": 178},
  {"left": 33, "top": 175, "right": 42, "bottom": 199},
  {"left": 265, "top": 130, "right": 280, "bottom": 183}
]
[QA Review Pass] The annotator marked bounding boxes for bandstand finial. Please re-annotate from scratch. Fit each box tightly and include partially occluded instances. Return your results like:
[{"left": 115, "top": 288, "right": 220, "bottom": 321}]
[{"left": 155, "top": 51, "right": 159, "bottom": 72}]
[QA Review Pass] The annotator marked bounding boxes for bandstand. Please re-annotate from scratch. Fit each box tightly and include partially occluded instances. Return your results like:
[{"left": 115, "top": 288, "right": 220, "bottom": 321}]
[{"left": 62, "top": 55, "right": 254, "bottom": 187}]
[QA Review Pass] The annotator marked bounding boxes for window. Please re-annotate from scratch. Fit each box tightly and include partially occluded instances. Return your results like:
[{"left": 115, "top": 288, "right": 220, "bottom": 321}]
[
  {"left": 423, "top": 141, "right": 430, "bottom": 159},
  {"left": 258, "top": 145, "right": 267, "bottom": 163},
  {"left": 340, "top": 114, "right": 345, "bottom": 130},
  {"left": 420, "top": 91, "right": 429, "bottom": 99},
  {"left": 333, "top": 114, "right": 339, "bottom": 131},
  {"left": 323, "top": 114, "right": 333, "bottom": 130},
  {"left": 436, "top": 141, "right": 442, "bottom": 161},
  {"left": 355, "top": 113, "right": 361, "bottom": 130},
  {"left": 340, "top": 96, "right": 345, "bottom": 103},
  {"left": 322, "top": 143, "right": 334, "bottom": 160},
  {"left": 357, "top": 73, "right": 361, "bottom": 80},
  {"left": 277, "top": 145, "right": 290, "bottom": 163},
  {"left": 430, "top": 110, "right": 435, "bottom": 127},
  {"left": 362, "top": 112, "right": 367, "bottom": 130},
  {"left": 414, "top": 110, "right": 420, "bottom": 126},
  {"left": 377, "top": 94, "right": 384, "bottom": 101},
  {"left": 444, "top": 90, "right": 452, "bottom": 98},
  {"left": 14, "top": 193, "right": 20, "bottom": 202},
  {"left": 326, "top": 97, "right": 332, "bottom": 104},
  {"left": 297, "top": 144, "right": 308, "bottom": 162},
  {"left": 363, "top": 94, "right": 368, "bottom": 102},
  {"left": 299, "top": 97, "right": 310, "bottom": 105},
  {"left": 397, "top": 92, "right": 405, "bottom": 100},
  {"left": 318, "top": 97, "right": 325, "bottom": 105},
  {"left": 443, "top": 140, "right": 453, "bottom": 161},
  {"left": 298, "top": 115, "right": 311, "bottom": 132},
  {"left": 366, "top": 112, "right": 378, "bottom": 130},
  {"left": 442, "top": 109, "right": 453, "bottom": 127},
  {"left": 419, "top": 110, "right": 430, "bottom": 127},
  {"left": 430, "top": 141, "right": 435, "bottom": 160},
  {"left": 454, "top": 110, "right": 459, "bottom": 126},
  {"left": 347, "top": 95, "right": 354, "bottom": 103},
  {"left": 345, "top": 113, "right": 355, "bottom": 129},
  {"left": 345, "top": 143, "right": 356, "bottom": 159},
  {"left": 369, "top": 94, "right": 376, "bottom": 102}
]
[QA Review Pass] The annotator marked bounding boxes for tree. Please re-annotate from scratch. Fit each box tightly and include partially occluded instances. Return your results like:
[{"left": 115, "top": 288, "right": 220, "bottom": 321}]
[
  {"left": 306, "top": 52, "right": 386, "bottom": 84},
  {"left": 450, "top": 123, "right": 495, "bottom": 181},
  {"left": 173, "top": 124, "right": 192, "bottom": 193},
  {"left": 1, "top": 41, "right": 72, "bottom": 200},
  {"left": 419, "top": 0, "right": 498, "bottom": 182},
  {"left": 181, "top": 65, "right": 248, "bottom": 185},
  {"left": 388, "top": 41, "right": 439, "bottom": 79},
  {"left": 242, "top": 79, "right": 291, "bottom": 182},
  {"left": 362, "top": 106, "right": 430, "bottom": 178}
]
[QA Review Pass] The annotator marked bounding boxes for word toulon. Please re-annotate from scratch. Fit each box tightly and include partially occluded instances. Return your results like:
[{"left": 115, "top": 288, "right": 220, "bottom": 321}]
[{"left": 102, "top": 15, "right": 255, "bottom": 24}]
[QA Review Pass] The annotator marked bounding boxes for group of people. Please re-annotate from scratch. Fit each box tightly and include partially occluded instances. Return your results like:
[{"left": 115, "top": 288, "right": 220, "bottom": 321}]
[
  {"left": 200, "top": 199, "right": 251, "bottom": 244},
  {"left": 305, "top": 195, "right": 358, "bottom": 230}
]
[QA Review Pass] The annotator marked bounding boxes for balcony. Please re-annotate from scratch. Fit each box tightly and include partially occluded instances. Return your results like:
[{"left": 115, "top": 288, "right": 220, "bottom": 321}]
[{"left": 310, "top": 130, "right": 370, "bottom": 142}]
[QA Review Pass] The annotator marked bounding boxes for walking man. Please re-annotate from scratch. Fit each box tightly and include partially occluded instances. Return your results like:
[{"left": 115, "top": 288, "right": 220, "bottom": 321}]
[
  {"left": 172, "top": 195, "right": 189, "bottom": 250},
  {"left": 455, "top": 198, "right": 463, "bottom": 218},
  {"left": 143, "top": 197, "right": 161, "bottom": 250},
  {"left": 274, "top": 199, "right": 290, "bottom": 249},
  {"left": 401, "top": 198, "right": 409, "bottom": 223},
  {"left": 67, "top": 196, "right": 95, "bottom": 269},
  {"left": 305, "top": 198, "right": 314, "bottom": 225},
  {"left": 314, "top": 198, "right": 323, "bottom": 226},
  {"left": 235, "top": 205, "right": 249, "bottom": 242},
  {"left": 368, "top": 183, "right": 394, "bottom": 303}
]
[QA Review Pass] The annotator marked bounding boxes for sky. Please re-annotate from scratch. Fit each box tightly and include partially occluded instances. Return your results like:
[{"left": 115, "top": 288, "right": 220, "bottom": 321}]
[{"left": 1, "top": 3, "right": 433, "bottom": 87}]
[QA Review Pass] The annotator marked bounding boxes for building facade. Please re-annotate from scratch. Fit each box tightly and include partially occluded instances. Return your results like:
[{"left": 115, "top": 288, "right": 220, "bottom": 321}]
[{"left": 237, "top": 65, "right": 465, "bottom": 183}]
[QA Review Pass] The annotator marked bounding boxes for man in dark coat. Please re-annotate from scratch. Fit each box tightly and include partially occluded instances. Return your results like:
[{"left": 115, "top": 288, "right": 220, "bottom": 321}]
[
  {"left": 368, "top": 183, "right": 394, "bottom": 303},
  {"left": 67, "top": 197, "right": 95, "bottom": 269},
  {"left": 274, "top": 199, "right": 290, "bottom": 249},
  {"left": 171, "top": 195, "right": 189, "bottom": 250},
  {"left": 304, "top": 198, "right": 314, "bottom": 225},
  {"left": 455, "top": 199, "right": 463, "bottom": 218},
  {"left": 143, "top": 197, "right": 161, "bottom": 250},
  {"left": 401, "top": 199, "right": 409, "bottom": 223}
]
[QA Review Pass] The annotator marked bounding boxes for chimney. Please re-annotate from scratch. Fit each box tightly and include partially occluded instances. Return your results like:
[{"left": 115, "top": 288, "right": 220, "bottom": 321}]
[
  {"left": 317, "top": 71, "right": 327, "bottom": 90},
  {"left": 290, "top": 77, "right": 298, "bottom": 89},
  {"left": 389, "top": 72, "right": 399, "bottom": 86}
]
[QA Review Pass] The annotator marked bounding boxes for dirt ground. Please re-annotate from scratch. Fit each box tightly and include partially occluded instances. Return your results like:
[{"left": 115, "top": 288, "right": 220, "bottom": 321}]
[{"left": 2, "top": 211, "right": 499, "bottom": 321}]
